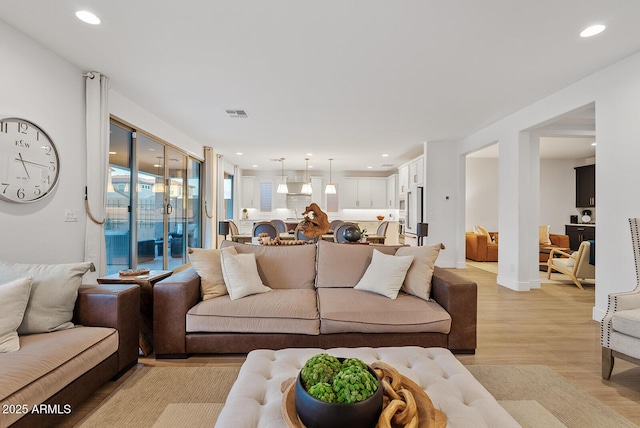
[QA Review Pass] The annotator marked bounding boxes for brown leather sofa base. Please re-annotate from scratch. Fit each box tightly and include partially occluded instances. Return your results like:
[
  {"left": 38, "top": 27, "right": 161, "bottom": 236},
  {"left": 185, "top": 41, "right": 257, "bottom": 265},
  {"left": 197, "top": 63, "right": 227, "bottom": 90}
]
[{"left": 12, "top": 354, "right": 118, "bottom": 428}]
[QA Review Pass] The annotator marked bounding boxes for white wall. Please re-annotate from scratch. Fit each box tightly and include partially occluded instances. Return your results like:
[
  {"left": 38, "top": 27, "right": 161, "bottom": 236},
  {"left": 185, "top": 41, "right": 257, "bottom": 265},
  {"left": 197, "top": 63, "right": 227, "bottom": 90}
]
[
  {"left": 0, "top": 20, "right": 206, "bottom": 264},
  {"left": 0, "top": 20, "right": 87, "bottom": 263},
  {"left": 465, "top": 157, "right": 577, "bottom": 234},
  {"left": 425, "top": 141, "right": 458, "bottom": 268},
  {"left": 539, "top": 159, "right": 579, "bottom": 233},
  {"left": 465, "top": 158, "right": 499, "bottom": 232},
  {"left": 453, "top": 49, "right": 640, "bottom": 318}
]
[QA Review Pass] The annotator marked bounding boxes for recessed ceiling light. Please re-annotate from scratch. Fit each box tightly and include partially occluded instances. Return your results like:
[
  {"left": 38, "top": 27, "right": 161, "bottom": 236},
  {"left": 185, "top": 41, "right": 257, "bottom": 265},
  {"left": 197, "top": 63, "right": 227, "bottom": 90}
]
[
  {"left": 580, "top": 24, "right": 606, "bottom": 38},
  {"left": 591, "top": 142, "right": 597, "bottom": 146},
  {"left": 75, "top": 11, "right": 101, "bottom": 25},
  {"left": 306, "top": 153, "right": 313, "bottom": 156},
  {"left": 367, "top": 166, "right": 373, "bottom": 169},
  {"left": 236, "top": 152, "right": 243, "bottom": 155},
  {"left": 382, "top": 154, "right": 389, "bottom": 157},
  {"left": 109, "top": 151, "right": 116, "bottom": 155},
  {"left": 252, "top": 164, "right": 258, "bottom": 168}
]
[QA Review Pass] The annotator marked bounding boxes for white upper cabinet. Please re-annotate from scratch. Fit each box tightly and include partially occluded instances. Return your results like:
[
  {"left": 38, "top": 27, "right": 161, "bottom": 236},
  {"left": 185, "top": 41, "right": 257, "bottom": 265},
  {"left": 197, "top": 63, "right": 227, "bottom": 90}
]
[
  {"left": 409, "top": 157, "right": 424, "bottom": 186},
  {"left": 398, "top": 165, "right": 409, "bottom": 196},
  {"left": 341, "top": 178, "right": 387, "bottom": 209},
  {"left": 386, "top": 174, "right": 397, "bottom": 208},
  {"left": 241, "top": 176, "right": 257, "bottom": 208}
]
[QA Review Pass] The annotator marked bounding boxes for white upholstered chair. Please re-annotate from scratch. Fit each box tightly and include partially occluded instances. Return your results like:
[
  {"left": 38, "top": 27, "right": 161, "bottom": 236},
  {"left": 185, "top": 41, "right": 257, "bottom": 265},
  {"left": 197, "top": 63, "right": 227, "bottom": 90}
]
[
  {"left": 546, "top": 240, "right": 595, "bottom": 289},
  {"left": 601, "top": 218, "right": 640, "bottom": 379}
]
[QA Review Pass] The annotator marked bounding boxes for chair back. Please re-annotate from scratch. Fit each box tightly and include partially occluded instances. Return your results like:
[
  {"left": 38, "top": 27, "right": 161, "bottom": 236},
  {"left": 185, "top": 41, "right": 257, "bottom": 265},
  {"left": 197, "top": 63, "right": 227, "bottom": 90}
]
[
  {"left": 252, "top": 221, "right": 277, "bottom": 238},
  {"left": 328, "top": 220, "right": 343, "bottom": 232},
  {"left": 377, "top": 221, "right": 389, "bottom": 236},
  {"left": 228, "top": 220, "right": 239, "bottom": 236},
  {"left": 574, "top": 241, "right": 595, "bottom": 279},
  {"left": 271, "top": 219, "right": 287, "bottom": 233},
  {"left": 334, "top": 222, "right": 360, "bottom": 243},
  {"left": 294, "top": 225, "right": 318, "bottom": 242}
]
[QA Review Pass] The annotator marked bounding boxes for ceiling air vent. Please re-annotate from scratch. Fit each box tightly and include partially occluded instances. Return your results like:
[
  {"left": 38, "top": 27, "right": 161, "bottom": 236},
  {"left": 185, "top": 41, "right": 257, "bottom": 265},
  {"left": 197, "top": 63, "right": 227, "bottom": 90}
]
[
  {"left": 224, "top": 109, "right": 249, "bottom": 118},
  {"left": 381, "top": 164, "right": 395, "bottom": 167}
]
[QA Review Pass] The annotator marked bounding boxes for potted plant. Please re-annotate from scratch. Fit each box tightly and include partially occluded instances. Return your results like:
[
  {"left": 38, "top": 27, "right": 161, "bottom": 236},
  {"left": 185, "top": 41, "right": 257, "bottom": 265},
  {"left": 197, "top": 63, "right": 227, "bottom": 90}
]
[
  {"left": 242, "top": 208, "right": 248, "bottom": 219},
  {"left": 295, "top": 354, "right": 382, "bottom": 428}
]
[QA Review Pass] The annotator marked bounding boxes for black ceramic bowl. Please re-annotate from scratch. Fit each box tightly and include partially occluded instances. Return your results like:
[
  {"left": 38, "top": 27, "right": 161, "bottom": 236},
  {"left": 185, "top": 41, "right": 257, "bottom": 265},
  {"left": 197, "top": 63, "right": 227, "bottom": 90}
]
[{"left": 294, "top": 363, "right": 383, "bottom": 428}]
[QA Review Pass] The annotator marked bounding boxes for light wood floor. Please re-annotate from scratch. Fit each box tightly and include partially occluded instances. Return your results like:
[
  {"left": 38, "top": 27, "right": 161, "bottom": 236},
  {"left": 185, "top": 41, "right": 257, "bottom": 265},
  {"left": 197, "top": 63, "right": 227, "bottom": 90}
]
[{"left": 57, "top": 265, "right": 640, "bottom": 426}]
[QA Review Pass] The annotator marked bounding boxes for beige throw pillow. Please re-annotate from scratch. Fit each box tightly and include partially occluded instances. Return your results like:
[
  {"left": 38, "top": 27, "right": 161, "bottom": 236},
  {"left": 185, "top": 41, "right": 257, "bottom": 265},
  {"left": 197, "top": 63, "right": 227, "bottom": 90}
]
[
  {"left": 189, "top": 246, "right": 238, "bottom": 300},
  {"left": 0, "top": 277, "right": 33, "bottom": 353},
  {"left": 474, "top": 226, "right": 493, "bottom": 243},
  {"left": 539, "top": 225, "right": 551, "bottom": 245},
  {"left": 354, "top": 250, "right": 414, "bottom": 299},
  {"left": 0, "top": 260, "right": 94, "bottom": 334},
  {"left": 397, "top": 244, "right": 443, "bottom": 301},
  {"left": 220, "top": 251, "right": 271, "bottom": 300}
]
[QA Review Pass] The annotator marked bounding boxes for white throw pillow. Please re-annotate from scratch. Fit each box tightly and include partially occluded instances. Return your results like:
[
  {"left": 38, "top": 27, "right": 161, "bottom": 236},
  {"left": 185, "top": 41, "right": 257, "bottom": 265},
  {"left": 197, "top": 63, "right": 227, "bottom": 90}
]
[
  {"left": 189, "top": 246, "right": 238, "bottom": 300},
  {"left": 0, "top": 277, "right": 33, "bottom": 353},
  {"left": 220, "top": 251, "right": 271, "bottom": 300},
  {"left": 397, "top": 243, "right": 443, "bottom": 301},
  {"left": 0, "top": 260, "right": 94, "bottom": 334},
  {"left": 354, "top": 250, "right": 414, "bottom": 299}
]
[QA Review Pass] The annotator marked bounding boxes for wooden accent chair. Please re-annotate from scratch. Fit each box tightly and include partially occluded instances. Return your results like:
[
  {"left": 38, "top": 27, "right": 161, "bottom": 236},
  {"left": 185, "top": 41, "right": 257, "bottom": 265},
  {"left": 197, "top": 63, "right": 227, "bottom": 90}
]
[
  {"left": 546, "top": 240, "right": 594, "bottom": 289},
  {"left": 601, "top": 218, "right": 640, "bottom": 379}
]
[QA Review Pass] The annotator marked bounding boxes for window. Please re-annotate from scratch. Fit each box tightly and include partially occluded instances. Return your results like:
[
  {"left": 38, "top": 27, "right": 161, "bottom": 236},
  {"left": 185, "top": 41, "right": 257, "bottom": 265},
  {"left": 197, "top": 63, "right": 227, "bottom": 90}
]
[
  {"left": 106, "top": 120, "right": 203, "bottom": 273},
  {"left": 260, "top": 181, "right": 272, "bottom": 212}
]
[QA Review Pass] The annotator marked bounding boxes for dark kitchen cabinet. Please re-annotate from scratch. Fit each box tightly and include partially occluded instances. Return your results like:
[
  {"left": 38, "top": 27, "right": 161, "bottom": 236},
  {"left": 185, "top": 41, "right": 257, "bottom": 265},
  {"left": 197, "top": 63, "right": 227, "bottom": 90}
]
[
  {"left": 565, "top": 224, "right": 595, "bottom": 251},
  {"left": 575, "top": 164, "right": 595, "bottom": 207}
]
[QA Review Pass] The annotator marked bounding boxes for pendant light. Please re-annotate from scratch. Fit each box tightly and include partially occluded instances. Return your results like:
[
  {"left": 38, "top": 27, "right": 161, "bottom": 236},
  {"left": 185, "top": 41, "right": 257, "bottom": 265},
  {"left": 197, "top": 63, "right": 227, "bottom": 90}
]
[
  {"left": 276, "top": 158, "right": 289, "bottom": 193},
  {"left": 325, "top": 158, "right": 336, "bottom": 194},
  {"left": 301, "top": 157, "right": 313, "bottom": 194}
]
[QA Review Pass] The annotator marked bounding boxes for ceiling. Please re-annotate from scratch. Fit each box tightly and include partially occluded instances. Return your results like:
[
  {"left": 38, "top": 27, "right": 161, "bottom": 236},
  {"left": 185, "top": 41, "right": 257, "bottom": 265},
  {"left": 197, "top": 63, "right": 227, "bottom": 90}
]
[{"left": 1, "top": 1, "right": 638, "bottom": 172}]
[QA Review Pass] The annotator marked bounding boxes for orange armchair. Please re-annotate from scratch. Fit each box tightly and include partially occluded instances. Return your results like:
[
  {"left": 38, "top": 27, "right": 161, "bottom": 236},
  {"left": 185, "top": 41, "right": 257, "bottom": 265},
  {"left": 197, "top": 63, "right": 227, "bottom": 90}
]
[{"left": 466, "top": 232, "right": 498, "bottom": 262}]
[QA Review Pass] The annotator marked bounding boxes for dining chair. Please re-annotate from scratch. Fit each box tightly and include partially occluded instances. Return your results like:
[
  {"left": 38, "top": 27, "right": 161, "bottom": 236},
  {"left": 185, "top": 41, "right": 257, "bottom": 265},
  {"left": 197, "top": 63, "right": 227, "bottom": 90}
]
[
  {"left": 376, "top": 221, "right": 389, "bottom": 236},
  {"left": 546, "top": 240, "right": 595, "bottom": 289},
  {"left": 294, "top": 224, "right": 318, "bottom": 242},
  {"left": 271, "top": 219, "right": 287, "bottom": 233},
  {"left": 252, "top": 221, "right": 278, "bottom": 239},
  {"left": 328, "top": 220, "right": 343, "bottom": 232}
]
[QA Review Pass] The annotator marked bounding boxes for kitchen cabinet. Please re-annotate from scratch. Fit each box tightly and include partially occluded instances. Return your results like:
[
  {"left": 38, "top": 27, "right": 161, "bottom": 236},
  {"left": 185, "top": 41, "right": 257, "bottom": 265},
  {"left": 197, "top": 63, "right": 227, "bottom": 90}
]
[
  {"left": 341, "top": 178, "right": 387, "bottom": 209},
  {"left": 398, "top": 165, "right": 409, "bottom": 196},
  {"left": 575, "top": 164, "right": 595, "bottom": 207},
  {"left": 565, "top": 224, "right": 595, "bottom": 251},
  {"left": 386, "top": 174, "right": 397, "bottom": 208},
  {"left": 241, "top": 176, "right": 257, "bottom": 208},
  {"left": 239, "top": 220, "right": 254, "bottom": 235},
  {"left": 409, "top": 157, "right": 424, "bottom": 186},
  {"left": 311, "top": 177, "right": 323, "bottom": 207}
]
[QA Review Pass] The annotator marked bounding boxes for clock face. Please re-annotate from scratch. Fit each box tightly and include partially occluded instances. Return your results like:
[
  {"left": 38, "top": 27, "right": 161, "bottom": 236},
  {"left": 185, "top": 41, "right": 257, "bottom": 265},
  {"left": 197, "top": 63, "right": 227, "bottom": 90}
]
[{"left": 0, "top": 118, "right": 60, "bottom": 203}]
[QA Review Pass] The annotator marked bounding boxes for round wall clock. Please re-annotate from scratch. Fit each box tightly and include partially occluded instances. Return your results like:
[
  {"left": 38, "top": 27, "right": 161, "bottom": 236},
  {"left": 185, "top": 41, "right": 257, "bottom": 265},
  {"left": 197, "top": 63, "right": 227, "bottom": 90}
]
[{"left": 0, "top": 117, "right": 60, "bottom": 203}]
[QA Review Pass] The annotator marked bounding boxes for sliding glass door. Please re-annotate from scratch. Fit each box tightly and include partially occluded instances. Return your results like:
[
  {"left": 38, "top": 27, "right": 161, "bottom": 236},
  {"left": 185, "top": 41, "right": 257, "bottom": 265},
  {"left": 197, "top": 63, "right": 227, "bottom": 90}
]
[{"left": 106, "top": 121, "right": 202, "bottom": 273}]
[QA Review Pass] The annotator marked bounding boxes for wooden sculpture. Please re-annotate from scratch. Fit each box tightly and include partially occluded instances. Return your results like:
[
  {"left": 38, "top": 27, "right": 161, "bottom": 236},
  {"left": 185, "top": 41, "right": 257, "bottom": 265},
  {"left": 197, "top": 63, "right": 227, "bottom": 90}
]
[{"left": 300, "top": 203, "right": 330, "bottom": 238}]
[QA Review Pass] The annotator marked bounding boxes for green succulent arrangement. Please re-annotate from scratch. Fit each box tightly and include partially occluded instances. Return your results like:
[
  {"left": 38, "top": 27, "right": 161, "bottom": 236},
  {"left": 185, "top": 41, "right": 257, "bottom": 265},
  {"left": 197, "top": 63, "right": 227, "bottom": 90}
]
[{"left": 300, "top": 354, "right": 379, "bottom": 404}]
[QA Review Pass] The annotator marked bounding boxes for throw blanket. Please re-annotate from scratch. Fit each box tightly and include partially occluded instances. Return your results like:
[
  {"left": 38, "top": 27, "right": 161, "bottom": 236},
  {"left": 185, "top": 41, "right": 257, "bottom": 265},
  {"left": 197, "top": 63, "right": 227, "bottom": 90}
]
[{"left": 588, "top": 240, "right": 595, "bottom": 265}]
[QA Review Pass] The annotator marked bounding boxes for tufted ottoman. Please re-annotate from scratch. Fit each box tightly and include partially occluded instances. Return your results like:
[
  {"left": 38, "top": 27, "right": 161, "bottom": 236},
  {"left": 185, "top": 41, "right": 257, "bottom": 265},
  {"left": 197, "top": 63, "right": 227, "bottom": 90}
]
[{"left": 215, "top": 347, "right": 520, "bottom": 428}]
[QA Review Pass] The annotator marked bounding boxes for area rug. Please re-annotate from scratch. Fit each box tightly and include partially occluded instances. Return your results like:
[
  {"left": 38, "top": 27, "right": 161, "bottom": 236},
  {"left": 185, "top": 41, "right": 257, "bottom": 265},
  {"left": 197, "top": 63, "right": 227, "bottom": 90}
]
[
  {"left": 467, "top": 365, "right": 638, "bottom": 428},
  {"left": 77, "top": 365, "right": 637, "bottom": 428}
]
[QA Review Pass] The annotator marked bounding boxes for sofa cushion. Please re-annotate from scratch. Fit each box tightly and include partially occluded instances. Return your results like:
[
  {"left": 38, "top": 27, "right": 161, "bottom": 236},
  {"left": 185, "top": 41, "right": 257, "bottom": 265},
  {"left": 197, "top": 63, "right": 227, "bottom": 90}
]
[
  {"left": 222, "top": 241, "right": 317, "bottom": 290},
  {"left": 0, "top": 260, "right": 93, "bottom": 334},
  {"left": 0, "top": 277, "right": 32, "bottom": 353},
  {"left": 316, "top": 240, "right": 402, "bottom": 288},
  {"left": 354, "top": 250, "right": 414, "bottom": 299},
  {"left": 189, "top": 246, "right": 238, "bottom": 300},
  {"left": 0, "top": 327, "right": 117, "bottom": 426},
  {"left": 221, "top": 252, "right": 272, "bottom": 300},
  {"left": 317, "top": 288, "right": 451, "bottom": 334},
  {"left": 539, "top": 225, "right": 551, "bottom": 245},
  {"left": 612, "top": 309, "right": 640, "bottom": 339},
  {"left": 186, "top": 289, "right": 319, "bottom": 335},
  {"left": 397, "top": 244, "right": 442, "bottom": 301}
]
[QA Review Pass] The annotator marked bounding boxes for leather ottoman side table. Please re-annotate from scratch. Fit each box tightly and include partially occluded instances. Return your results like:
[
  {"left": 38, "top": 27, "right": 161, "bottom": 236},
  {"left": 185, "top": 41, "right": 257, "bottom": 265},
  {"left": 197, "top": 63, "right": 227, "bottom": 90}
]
[{"left": 97, "top": 270, "right": 172, "bottom": 356}]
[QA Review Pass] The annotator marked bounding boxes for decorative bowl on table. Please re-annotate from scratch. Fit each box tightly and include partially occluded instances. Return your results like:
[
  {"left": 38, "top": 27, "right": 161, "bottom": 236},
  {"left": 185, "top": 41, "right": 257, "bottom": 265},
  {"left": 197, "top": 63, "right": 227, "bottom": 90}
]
[
  {"left": 343, "top": 226, "right": 362, "bottom": 243},
  {"left": 294, "top": 355, "right": 383, "bottom": 428},
  {"left": 376, "top": 215, "right": 385, "bottom": 220}
]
